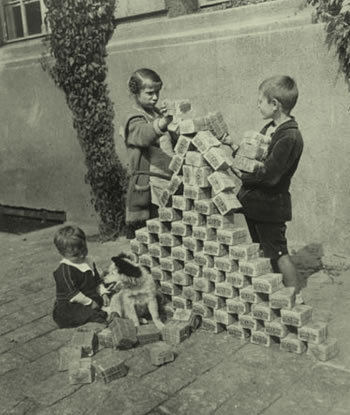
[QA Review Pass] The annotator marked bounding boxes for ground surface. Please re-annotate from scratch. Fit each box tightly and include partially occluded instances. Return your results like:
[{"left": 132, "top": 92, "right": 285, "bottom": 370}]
[{"left": 1, "top": 223, "right": 350, "bottom": 415}]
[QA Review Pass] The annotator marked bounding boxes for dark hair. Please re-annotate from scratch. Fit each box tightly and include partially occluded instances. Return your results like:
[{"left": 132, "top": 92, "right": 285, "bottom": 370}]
[
  {"left": 111, "top": 253, "right": 142, "bottom": 278},
  {"left": 259, "top": 75, "right": 299, "bottom": 115},
  {"left": 128, "top": 68, "right": 163, "bottom": 95},
  {"left": 53, "top": 225, "right": 87, "bottom": 257}
]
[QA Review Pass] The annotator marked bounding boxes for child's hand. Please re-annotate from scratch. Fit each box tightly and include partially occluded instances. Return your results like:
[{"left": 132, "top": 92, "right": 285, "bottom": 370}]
[
  {"left": 102, "top": 294, "right": 110, "bottom": 307},
  {"left": 90, "top": 300, "right": 100, "bottom": 310},
  {"left": 158, "top": 115, "right": 173, "bottom": 132},
  {"left": 112, "top": 281, "right": 124, "bottom": 293},
  {"left": 159, "top": 102, "right": 171, "bottom": 117}
]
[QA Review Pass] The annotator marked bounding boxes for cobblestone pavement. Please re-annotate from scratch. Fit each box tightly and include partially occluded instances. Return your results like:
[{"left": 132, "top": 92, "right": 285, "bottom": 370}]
[{"left": 1, "top": 224, "right": 350, "bottom": 415}]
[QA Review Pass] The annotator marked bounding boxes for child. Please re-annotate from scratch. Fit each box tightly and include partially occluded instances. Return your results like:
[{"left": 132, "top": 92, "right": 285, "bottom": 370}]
[
  {"left": 52, "top": 225, "right": 110, "bottom": 328},
  {"left": 121, "top": 68, "right": 176, "bottom": 239},
  {"left": 236, "top": 75, "right": 304, "bottom": 303}
]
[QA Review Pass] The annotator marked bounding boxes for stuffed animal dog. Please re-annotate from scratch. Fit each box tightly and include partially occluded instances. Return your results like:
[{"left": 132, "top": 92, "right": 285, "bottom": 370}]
[{"left": 105, "top": 253, "right": 164, "bottom": 330}]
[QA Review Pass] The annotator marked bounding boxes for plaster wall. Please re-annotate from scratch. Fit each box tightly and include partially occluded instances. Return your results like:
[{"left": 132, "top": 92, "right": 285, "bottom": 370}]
[{"left": 0, "top": 0, "right": 349, "bottom": 252}]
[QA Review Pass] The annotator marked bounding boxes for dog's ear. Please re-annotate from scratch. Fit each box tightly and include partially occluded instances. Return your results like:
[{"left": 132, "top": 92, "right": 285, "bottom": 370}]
[
  {"left": 111, "top": 256, "right": 119, "bottom": 266},
  {"left": 111, "top": 252, "right": 133, "bottom": 264},
  {"left": 111, "top": 255, "right": 141, "bottom": 278}
]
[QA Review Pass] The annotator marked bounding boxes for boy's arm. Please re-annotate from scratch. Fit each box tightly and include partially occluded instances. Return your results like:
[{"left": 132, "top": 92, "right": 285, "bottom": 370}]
[
  {"left": 56, "top": 264, "right": 93, "bottom": 306},
  {"left": 240, "top": 136, "right": 297, "bottom": 187},
  {"left": 159, "top": 134, "right": 175, "bottom": 157},
  {"left": 127, "top": 116, "right": 172, "bottom": 148},
  {"left": 70, "top": 292, "right": 93, "bottom": 306}
]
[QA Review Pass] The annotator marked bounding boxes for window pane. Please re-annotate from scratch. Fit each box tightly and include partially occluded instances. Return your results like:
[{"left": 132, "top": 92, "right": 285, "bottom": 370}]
[
  {"left": 4, "top": 4, "right": 24, "bottom": 40},
  {"left": 25, "top": 1, "right": 42, "bottom": 35}
]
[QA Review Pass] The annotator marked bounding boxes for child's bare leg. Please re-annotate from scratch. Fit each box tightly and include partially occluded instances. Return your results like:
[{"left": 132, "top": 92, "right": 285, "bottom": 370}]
[
  {"left": 277, "top": 254, "right": 301, "bottom": 294},
  {"left": 148, "top": 298, "right": 164, "bottom": 330}
]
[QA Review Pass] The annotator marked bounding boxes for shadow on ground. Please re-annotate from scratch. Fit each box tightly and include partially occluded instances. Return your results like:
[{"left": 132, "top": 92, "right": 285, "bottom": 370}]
[{"left": 290, "top": 243, "right": 324, "bottom": 288}]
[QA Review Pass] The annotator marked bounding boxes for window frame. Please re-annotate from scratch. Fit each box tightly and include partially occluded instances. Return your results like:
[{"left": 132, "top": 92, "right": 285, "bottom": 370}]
[{"left": 0, "top": 0, "right": 48, "bottom": 44}]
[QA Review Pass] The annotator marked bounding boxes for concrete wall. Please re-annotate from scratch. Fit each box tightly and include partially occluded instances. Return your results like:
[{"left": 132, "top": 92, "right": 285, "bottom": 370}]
[
  {"left": 0, "top": 42, "right": 97, "bottom": 223},
  {"left": 1, "top": 0, "right": 350, "bottom": 253}
]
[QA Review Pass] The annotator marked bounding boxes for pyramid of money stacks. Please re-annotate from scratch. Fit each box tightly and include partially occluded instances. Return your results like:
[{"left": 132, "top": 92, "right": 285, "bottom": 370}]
[{"left": 130, "top": 100, "right": 337, "bottom": 362}]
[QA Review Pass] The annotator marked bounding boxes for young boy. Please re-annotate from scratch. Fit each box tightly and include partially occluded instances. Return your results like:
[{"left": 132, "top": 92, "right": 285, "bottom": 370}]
[
  {"left": 236, "top": 75, "right": 304, "bottom": 303},
  {"left": 52, "top": 225, "right": 110, "bottom": 328}
]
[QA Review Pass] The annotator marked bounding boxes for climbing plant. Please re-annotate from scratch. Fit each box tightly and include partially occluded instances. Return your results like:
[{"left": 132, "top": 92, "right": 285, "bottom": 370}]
[
  {"left": 308, "top": 0, "right": 350, "bottom": 90},
  {"left": 41, "top": 0, "right": 128, "bottom": 239}
]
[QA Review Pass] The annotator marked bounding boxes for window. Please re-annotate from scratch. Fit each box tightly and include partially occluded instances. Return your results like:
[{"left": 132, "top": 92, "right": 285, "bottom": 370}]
[{"left": 0, "top": 0, "right": 47, "bottom": 42}]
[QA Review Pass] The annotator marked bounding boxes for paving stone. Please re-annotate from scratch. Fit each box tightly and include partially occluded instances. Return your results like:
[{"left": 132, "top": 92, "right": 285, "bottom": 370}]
[
  {"left": 0, "top": 290, "right": 17, "bottom": 306},
  {"left": 4, "top": 318, "right": 55, "bottom": 344},
  {"left": 231, "top": 342, "right": 314, "bottom": 376},
  {"left": 215, "top": 390, "right": 281, "bottom": 415},
  {"left": 94, "top": 382, "right": 167, "bottom": 415},
  {"left": 2, "top": 307, "right": 48, "bottom": 330},
  {"left": 125, "top": 348, "right": 158, "bottom": 378},
  {"left": 159, "top": 361, "right": 243, "bottom": 414},
  {"left": 17, "top": 292, "right": 53, "bottom": 308},
  {"left": 21, "top": 300, "right": 52, "bottom": 319},
  {"left": 262, "top": 364, "right": 350, "bottom": 415},
  {"left": 24, "top": 372, "right": 82, "bottom": 406},
  {"left": 12, "top": 335, "right": 63, "bottom": 361},
  {"left": 328, "top": 391, "right": 350, "bottom": 415},
  {"left": 13, "top": 351, "right": 59, "bottom": 388},
  {"left": 176, "top": 330, "right": 245, "bottom": 357},
  {"left": 36, "top": 314, "right": 57, "bottom": 328},
  {"left": 34, "top": 382, "right": 111, "bottom": 415},
  {"left": 0, "top": 315, "right": 24, "bottom": 335},
  {"left": 0, "top": 351, "right": 29, "bottom": 375},
  {"left": 160, "top": 346, "right": 313, "bottom": 415},
  {"left": 0, "top": 299, "right": 20, "bottom": 318},
  {"left": 0, "top": 371, "right": 28, "bottom": 414},
  {"left": 138, "top": 357, "right": 196, "bottom": 396},
  {"left": 6, "top": 397, "right": 41, "bottom": 415},
  {"left": 0, "top": 336, "right": 16, "bottom": 354},
  {"left": 171, "top": 338, "right": 228, "bottom": 377},
  {"left": 47, "top": 328, "right": 75, "bottom": 344}
]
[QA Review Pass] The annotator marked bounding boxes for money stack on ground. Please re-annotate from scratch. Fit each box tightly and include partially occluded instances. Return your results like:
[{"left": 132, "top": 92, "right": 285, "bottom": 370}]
[
  {"left": 129, "top": 112, "right": 337, "bottom": 361},
  {"left": 57, "top": 318, "right": 176, "bottom": 385}
]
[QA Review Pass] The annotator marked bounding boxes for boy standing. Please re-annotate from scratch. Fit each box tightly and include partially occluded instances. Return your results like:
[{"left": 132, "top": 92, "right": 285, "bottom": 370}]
[{"left": 236, "top": 75, "right": 304, "bottom": 303}]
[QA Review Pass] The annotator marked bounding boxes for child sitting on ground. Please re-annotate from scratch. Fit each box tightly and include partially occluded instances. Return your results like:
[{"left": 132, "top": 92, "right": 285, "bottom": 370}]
[
  {"left": 236, "top": 75, "right": 304, "bottom": 304},
  {"left": 52, "top": 225, "right": 110, "bottom": 328}
]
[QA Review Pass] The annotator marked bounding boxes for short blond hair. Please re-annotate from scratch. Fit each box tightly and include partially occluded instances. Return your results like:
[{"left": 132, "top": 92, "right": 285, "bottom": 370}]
[
  {"left": 53, "top": 225, "right": 86, "bottom": 257},
  {"left": 259, "top": 75, "right": 298, "bottom": 115}
]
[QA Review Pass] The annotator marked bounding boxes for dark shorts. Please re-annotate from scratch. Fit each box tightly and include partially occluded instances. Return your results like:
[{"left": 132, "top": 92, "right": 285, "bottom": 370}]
[
  {"left": 53, "top": 297, "right": 107, "bottom": 329},
  {"left": 245, "top": 218, "right": 288, "bottom": 260}
]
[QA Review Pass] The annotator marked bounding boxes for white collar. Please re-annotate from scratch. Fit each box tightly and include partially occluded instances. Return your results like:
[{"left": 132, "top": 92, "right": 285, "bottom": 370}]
[{"left": 60, "top": 257, "right": 94, "bottom": 273}]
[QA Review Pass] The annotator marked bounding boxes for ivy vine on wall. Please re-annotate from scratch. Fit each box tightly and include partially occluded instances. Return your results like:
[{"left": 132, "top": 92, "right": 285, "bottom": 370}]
[
  {"left": 41, "top": 0, "right": 128, "bottom": 239},
  {"left": 308, "top": 0, "right": 350, "bottom": 90}
]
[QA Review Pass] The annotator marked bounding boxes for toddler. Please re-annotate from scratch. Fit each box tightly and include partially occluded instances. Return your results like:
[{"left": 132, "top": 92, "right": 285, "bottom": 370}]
[{"left": 52, "top": 225, "right": 110, "bottom": 328}]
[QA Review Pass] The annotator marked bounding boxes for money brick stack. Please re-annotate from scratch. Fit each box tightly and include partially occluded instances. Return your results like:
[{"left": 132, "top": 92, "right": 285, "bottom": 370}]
[
  {"left": 232, "top": 130, "right": 270, "bottom": 173},
  {"left": 129, "top": 109, "right": 337, "bottom": 362}
]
